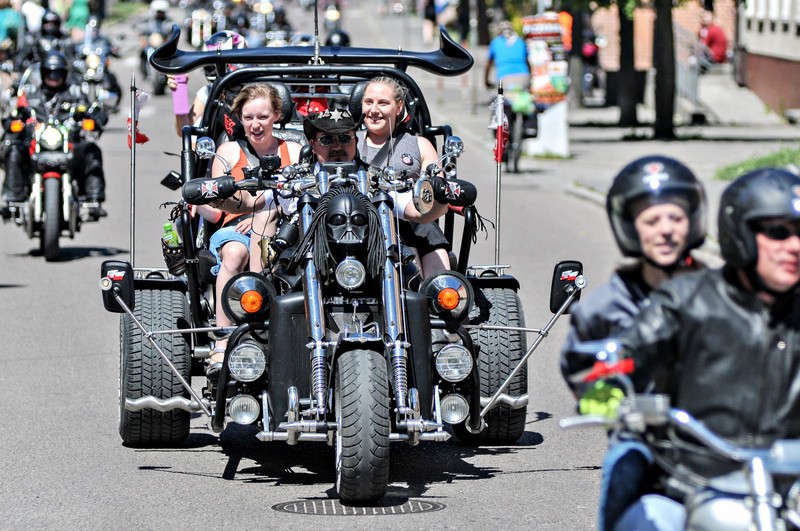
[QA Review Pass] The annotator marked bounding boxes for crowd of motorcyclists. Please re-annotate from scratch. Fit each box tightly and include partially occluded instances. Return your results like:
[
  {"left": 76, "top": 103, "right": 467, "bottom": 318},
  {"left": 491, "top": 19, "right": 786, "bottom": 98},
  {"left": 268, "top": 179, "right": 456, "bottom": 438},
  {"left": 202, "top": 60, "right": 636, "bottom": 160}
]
[
  {"left": 0, "top": 6, "right": 112, "bottom": 218},
  {"left": 2, "top": 1, "right": 799, "bottom": 528}
]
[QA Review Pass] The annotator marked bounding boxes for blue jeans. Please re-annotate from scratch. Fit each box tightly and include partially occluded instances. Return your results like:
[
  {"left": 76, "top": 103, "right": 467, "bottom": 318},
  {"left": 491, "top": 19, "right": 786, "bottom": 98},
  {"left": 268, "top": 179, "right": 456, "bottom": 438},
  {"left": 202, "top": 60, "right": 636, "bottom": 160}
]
[
  {"left": 599, "top": 438, "right": 654, "bottom": 531},
  {"left": 208, "top": 227, "right": 251, "bottom": 276}
]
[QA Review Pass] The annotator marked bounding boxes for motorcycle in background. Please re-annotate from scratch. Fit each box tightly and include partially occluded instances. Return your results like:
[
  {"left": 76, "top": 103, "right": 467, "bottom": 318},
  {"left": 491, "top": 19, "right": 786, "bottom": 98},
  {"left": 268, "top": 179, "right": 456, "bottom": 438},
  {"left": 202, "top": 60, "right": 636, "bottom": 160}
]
[
  {"left": 73, "top": 18, "right": 121, "bottom": 113},
  {"left": 184, "top": 1, "right": 214, "bottom": 49},
  {"left": 580, "top": 31, "right": 606, "bottom": 107},
  {"left": 140, "top": 29, "right": 171, "bottom": 95},
  {"left": 1, "top": 101, "right": 105, "bottom": 260}
]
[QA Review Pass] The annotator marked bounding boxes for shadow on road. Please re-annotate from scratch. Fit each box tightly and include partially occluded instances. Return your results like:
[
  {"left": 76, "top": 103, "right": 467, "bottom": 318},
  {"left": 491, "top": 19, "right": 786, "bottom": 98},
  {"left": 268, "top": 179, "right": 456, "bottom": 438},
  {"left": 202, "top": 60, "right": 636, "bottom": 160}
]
[
  {"left": 167, "top": 423, "right": 551, "bottom": 502},
  {"left": 20, "top": 245, "right": 128, "bottom": 261}
]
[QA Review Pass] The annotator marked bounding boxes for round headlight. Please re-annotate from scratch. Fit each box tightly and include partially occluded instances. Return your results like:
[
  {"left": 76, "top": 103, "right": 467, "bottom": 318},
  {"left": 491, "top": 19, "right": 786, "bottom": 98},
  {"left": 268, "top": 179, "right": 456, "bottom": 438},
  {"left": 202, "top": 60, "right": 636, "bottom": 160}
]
[
  {"left": 335, "top": 258, "right": 366, "bottom": 290},
  {"left": 435, "top": 344, "right": 473, "bottom": 383},
  {"left": 420, "top": 271, "right": 474, "bottom": 323},
  {"left": 221, "top": 272, "right": 275, "bottom": 323},
  {"left": 440, "top": 394, "right": 469, "bottom": 424},
  {"left": 39, "top": 126, "right": 63, "bottom": 150},
  {"left": 228, "top": 394, "right": 260, "bottom": 425},
  {"left": 86, "top": 53, "right": 101, "bottom": 70},
  {"left": 228, "top": 340, "right": 266, "bottom": 382}
]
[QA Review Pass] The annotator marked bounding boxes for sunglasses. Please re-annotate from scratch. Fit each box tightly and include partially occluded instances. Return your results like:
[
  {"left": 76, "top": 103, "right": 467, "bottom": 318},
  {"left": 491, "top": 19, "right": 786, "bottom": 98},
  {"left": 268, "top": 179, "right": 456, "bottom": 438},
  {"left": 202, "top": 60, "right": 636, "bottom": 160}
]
[
  {"left": 315, "top": 134, "right": 354, "bottom": 146},
  {"left": 755, "top": 219, "right": 800, "bottom": 241}
]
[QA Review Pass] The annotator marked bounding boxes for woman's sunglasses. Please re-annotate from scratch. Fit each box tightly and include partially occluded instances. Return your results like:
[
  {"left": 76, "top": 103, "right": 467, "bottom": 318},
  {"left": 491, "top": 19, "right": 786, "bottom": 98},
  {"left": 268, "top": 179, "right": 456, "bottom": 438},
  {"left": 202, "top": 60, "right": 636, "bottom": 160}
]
[
  {"left": 315, "top": 134, "right": 354, "bottom": 146},
  {"left": 755, "top": 219, "right": 800, "bottom": 241}
]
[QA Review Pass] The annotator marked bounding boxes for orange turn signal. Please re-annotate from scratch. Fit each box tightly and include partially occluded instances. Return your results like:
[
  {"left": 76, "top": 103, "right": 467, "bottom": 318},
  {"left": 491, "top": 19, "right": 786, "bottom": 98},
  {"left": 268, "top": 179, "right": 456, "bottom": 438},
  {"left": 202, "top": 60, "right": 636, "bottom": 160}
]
[
  {"left": 437, "top": 288, "right": 461, "bottom": 311},
  {"left": 240, "top": 290, "right": 263, "bottom": 313},
  {"left": 9, "top": 120, "right": 24, "bottom": 133},
  {"left": 82, "top": 118, "right": 96, "bottom": 131}
]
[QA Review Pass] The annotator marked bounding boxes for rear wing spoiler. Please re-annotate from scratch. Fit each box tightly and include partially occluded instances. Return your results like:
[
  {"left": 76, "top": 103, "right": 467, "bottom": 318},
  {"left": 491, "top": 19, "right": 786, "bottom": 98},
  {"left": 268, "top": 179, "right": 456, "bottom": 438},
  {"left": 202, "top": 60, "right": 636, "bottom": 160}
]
[{"left": 149, "top": 24, "right": 474, "bottom": 77}]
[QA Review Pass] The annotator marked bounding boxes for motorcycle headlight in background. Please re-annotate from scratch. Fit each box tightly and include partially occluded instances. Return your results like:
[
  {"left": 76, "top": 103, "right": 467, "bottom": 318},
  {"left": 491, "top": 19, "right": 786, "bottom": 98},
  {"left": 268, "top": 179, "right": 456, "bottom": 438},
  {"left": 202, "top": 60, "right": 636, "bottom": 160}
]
[
  {"left": 86, "top": 52, "right": 101, "bottom": 70},
  {"left": 39, "top": 126, "right": 64, "bottom": 150},
  {"left": 420, "top": 271, "right": 474, "bottom": 323},
  {"left": 221, "top": 272, "right": 275, "bottom": 323},
  {"left": 228, "top": 340, "right": 267, "bottom": 382},
  {"left": 335, "top": 258, "right": 366, "bottom": 290}
]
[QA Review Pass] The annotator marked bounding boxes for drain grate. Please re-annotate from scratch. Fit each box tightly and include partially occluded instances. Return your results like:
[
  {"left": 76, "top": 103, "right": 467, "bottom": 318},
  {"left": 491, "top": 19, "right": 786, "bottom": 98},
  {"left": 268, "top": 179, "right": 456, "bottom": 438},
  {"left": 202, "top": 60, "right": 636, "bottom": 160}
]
[{"left": 273, "top": 499, "right": 446, "bottom": 516}]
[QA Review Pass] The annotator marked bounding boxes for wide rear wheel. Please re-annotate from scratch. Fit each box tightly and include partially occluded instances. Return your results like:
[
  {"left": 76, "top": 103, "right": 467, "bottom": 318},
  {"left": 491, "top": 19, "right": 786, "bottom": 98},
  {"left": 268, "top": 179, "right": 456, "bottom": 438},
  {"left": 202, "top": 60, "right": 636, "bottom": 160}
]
[
  {"left": 335, "top": 349, "right": 391, "bottom": 504},
  {"left": 41, "top": 177, "right": 61, "bottom": 261},
  {"left": 454, "top": 286, "right": 527, "bottom": 444},
  {"left": 119, "top": 289, "right": 191, "bottom": 446}
]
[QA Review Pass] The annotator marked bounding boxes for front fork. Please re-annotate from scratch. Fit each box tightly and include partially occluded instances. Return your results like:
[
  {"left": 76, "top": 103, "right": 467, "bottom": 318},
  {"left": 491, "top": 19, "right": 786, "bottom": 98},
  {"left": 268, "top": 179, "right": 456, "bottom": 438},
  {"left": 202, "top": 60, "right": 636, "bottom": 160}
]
[{"left": 375, "top": 198, "right": 412, "bottom": 416}]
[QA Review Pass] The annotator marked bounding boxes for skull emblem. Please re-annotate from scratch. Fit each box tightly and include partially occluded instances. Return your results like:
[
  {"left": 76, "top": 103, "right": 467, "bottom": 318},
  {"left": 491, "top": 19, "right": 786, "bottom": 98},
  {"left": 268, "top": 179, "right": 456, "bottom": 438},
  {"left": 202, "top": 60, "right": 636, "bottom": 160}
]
[{"left": 326, "top": 193, "right": 369, "bottom": 257}]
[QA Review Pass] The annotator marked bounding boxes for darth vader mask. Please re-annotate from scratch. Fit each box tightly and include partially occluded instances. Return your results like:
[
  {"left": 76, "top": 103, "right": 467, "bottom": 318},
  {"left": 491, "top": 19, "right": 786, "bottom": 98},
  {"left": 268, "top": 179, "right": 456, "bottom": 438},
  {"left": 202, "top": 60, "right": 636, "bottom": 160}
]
[{"left": 326, "top": 192, "right": 369, "bottom": 258}]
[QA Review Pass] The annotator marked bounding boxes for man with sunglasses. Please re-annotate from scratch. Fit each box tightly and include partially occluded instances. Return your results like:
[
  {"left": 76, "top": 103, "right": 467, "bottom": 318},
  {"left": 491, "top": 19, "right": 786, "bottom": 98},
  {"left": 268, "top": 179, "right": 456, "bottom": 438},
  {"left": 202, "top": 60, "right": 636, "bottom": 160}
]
[
  {"left": 303, "top": 108, "right": 467, "bottom": 279},
  {"left": 566, "top": 167, "right": 800, "bottom": 529},
  {"left": 1, "top": 50, "right": 108, "bottom": 219}
]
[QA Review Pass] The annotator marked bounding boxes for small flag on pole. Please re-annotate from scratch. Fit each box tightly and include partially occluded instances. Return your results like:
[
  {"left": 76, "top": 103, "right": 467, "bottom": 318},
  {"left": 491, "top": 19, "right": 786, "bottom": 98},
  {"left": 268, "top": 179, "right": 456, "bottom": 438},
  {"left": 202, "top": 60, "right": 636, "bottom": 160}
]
[
  {"left": 489, "top": 89, "right": 508, "bottom": 164},
  {"left": 127, "top": 90, "right": 151, "bottom": 149}
]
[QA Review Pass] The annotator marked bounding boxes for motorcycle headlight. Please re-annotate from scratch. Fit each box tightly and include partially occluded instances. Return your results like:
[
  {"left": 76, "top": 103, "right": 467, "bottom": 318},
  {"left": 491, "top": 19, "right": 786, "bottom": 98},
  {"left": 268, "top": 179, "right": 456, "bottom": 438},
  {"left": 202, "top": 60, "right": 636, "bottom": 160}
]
[
  {"left": 440, "top": 394, "right": 469, "bottom": 424},
  {"left": 435, "top": 344, "right": 473, "bottom": 383},
  {"left": 39, "top": 126, "right": 63, "bottom": 150},
  {"left": 221, "top": 272, "right": 275, "bottom": 323},
  {"left": 228, "top": 340, "right": 267, "bottom": 383},
  {"left": 420, "top": 271, "right": 474, "bottom": 323},
  {"left": 86, "top": 53, "right": 101, "bottom": 70},
  {"left": 335, "top": 258, "right": 366, "bottom": 290},
  {"left": 228, "top": 394, "right": 260, "bottom": 424}
]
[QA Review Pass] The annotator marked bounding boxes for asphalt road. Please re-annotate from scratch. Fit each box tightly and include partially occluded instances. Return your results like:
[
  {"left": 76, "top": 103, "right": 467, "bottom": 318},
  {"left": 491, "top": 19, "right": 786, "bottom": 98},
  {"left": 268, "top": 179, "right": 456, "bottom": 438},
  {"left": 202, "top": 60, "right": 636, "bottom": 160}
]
[{"left": 0, "top": 2, "right": 617, "bottom": 528}]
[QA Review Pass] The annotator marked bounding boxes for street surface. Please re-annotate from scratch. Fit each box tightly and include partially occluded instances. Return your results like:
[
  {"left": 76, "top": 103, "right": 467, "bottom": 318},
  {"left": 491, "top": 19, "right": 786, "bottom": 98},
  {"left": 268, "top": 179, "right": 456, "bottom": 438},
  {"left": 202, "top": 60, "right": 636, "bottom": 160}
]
[{"left": 3, "top": 1, "right": 799, "bottom": 529}]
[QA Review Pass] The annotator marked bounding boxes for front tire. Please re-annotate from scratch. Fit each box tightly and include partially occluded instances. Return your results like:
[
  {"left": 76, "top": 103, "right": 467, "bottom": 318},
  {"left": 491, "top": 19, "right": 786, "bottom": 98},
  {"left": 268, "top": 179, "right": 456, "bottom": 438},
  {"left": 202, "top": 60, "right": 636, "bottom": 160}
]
[
  {"left": 119, "top": 289, "right": 190, "bottom": 446},
  {"left": 335, "top": 349, "right": 391, "bottom": 504},
  {"left": 454, "top": 286, "right": 527, "bottom": 444},
  {"left": 41, "top": 177, "right": 61, "bottom": 261}
]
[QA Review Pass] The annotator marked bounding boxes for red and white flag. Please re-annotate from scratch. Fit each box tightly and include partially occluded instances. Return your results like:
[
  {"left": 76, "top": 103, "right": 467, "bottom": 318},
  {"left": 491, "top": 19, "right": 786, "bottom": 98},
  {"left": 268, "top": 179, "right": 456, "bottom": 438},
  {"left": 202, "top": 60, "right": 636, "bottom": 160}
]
[
  {"left": 489, "top": 91, "right": 508, "bottom": 163},
  {"left": 127, "top": 90, "right": 151, "bottom": 149}
]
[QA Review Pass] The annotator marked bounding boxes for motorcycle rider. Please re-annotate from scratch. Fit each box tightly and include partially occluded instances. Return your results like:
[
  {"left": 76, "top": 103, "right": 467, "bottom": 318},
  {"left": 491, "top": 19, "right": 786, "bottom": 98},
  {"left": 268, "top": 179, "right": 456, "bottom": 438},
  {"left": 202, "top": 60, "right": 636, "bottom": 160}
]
[
  {"left": 560, "top": 155, "right": 707, "bottom": 531},
  {"left": 1, "top": 50, "right": 108, "bottom": 218},
  {"left": 139, "top": 0, "right": 173, "bottom": 78},
  {"left": 563, "top": 167, "right": 800, "bottom": 529},
  {"left": 14, "top": 9, "right": 72, "bottom": 70},
  {"left": 209, "top": 108, "right": 468, "bottom": 279}
]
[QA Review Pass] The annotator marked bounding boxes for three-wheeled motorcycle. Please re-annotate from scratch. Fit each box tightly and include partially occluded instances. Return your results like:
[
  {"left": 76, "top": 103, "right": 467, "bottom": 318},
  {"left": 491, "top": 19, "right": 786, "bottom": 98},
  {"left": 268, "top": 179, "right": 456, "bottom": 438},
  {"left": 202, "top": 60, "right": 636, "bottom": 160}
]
[{"left": 99, "top": 25, "right": 586, "bottom": 504}]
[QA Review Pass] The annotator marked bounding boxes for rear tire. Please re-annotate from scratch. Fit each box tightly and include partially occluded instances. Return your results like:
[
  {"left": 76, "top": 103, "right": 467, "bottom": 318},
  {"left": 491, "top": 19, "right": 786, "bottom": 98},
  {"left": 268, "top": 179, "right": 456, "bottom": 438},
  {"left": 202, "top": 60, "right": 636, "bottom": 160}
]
[
  {"left": 454, "top": 286, "right": 527, "bottom": 444},
  {"left": 509, "top": 114, "right": 523, "bottom": 174},
  {"left": 41, "top": 177, "right": 61, "bottom": 262},
  {"left": 335, "top": 349, "right": 391, "bottom": 504},
  {"left": 119, "top": 289, "right": 191, "bottom": 446}
]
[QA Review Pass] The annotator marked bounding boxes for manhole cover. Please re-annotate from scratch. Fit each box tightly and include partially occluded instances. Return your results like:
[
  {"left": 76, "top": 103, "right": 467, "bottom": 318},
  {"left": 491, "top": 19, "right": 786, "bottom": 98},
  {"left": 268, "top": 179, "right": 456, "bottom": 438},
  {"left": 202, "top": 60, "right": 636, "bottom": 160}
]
[{"left": 273, "top": 499, "right": 446, "bottom": 516}]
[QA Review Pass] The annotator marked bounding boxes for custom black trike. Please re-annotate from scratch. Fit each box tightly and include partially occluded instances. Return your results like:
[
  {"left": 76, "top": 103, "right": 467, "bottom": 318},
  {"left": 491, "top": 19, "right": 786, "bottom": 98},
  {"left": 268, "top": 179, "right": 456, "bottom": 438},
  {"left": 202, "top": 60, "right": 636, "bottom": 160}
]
[{"left": 98, "top": 26, "right": 586, "bottom": 504}]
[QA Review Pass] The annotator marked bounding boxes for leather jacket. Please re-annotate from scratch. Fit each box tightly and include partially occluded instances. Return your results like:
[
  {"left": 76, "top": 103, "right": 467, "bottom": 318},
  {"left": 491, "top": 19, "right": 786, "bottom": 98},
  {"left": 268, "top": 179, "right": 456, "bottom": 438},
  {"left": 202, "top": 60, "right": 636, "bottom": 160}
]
[{"left": 619, "top": 265, "right": 800, "bottom": 479}]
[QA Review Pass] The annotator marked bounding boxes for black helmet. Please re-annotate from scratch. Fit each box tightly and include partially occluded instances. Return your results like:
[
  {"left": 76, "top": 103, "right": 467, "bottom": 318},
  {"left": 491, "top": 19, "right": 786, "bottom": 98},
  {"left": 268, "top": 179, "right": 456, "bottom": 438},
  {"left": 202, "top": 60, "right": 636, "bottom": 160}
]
[
  {"left": 41, "top": 10, "right": 61, "bottom": 37},
  {"left": 606, "top": 155, "right": 707, "bottom": 258},
  {"left": 325, "top": 29, "right": 350, "bottom": 47},
  {"left": 718, "top": 167, "right": 800, "bottom": 269},
  {"left": 40, "top": 51, "right": 68, "bottom": 89}
]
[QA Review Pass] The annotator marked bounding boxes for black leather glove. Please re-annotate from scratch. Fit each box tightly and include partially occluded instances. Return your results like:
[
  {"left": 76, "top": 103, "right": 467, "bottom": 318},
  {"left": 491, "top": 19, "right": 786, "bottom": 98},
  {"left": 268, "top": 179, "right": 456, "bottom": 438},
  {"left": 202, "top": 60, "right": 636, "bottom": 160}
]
[
  {"left": 182, "top": 176, "right": 237, "bottom": 205},
  {"left": 431, "top": 176, "right": 477, "bottom": 207}
]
